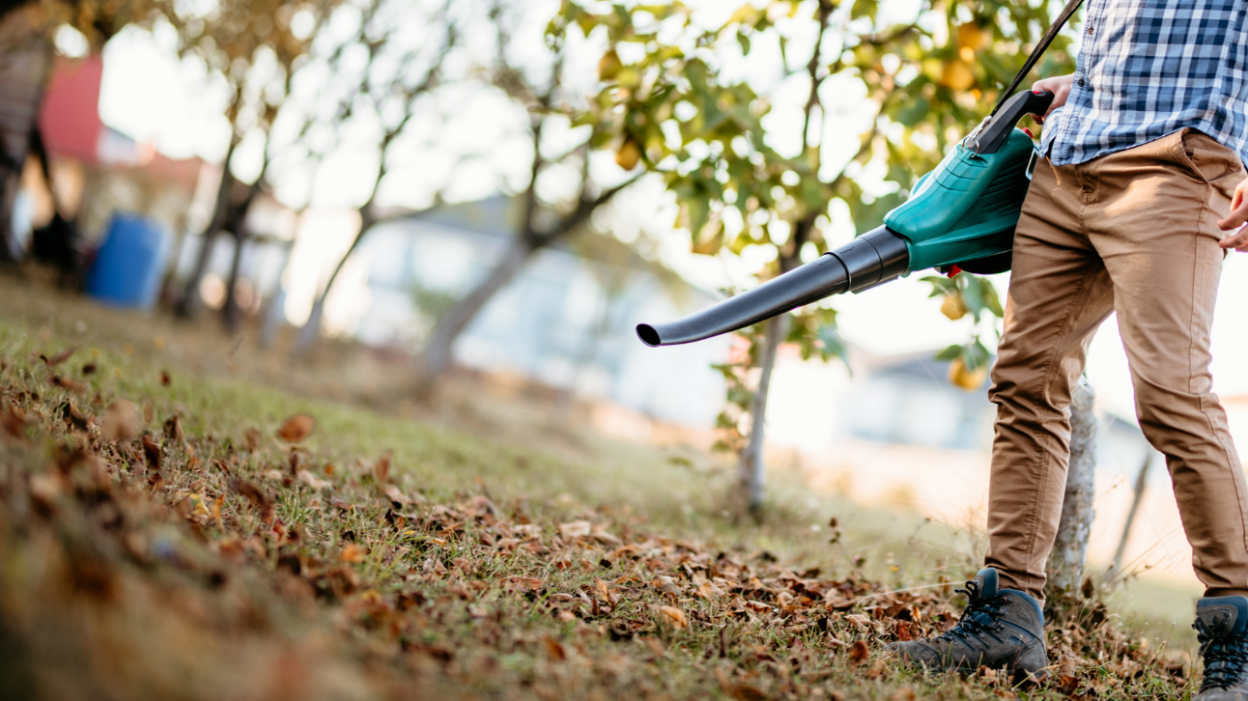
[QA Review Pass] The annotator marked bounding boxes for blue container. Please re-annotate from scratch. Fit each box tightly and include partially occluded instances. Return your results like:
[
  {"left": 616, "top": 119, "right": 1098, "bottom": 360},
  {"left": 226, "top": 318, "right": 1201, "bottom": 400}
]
[{"left": 86, "top": 214, "right": 171, "bottom": 310}]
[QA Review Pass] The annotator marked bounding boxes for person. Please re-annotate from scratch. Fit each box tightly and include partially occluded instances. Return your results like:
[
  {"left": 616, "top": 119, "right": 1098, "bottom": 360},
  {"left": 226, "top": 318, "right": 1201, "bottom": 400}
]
[{"left": 888, "top": 0, "right": 1248, "bottom": 697}]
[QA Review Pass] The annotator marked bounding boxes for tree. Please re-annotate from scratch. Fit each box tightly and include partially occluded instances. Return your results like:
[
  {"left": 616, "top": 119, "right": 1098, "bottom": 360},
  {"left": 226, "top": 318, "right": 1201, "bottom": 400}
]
[
  {"left": 167, "top": 0, "right": 337, "bottom": 318},
  {"left": 409, "top": 0, "right": 673, "bottom": 389},
  {"left": 1046, "top": 377, "right": 1097, "bottom": 595},
  {"left": 573, "top": 0, "right": 1077, "bottom": 514},
  {"left": 291, "top": 0, "right": 458, "bottom": 352}
]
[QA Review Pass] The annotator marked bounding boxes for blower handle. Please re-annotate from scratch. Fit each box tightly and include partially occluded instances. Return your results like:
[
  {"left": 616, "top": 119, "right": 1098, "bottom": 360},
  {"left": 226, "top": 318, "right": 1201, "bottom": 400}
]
[{"left": 967, "top": 89, "right": 1054, "bottom": 155}]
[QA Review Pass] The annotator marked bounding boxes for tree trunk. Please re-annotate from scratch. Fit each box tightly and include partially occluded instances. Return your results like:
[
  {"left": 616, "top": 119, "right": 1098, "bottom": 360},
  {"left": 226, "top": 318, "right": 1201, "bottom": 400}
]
[
  {"left": 175, "top": 136, "right": 240, "bottom": 318},
  {"left": 294, "top": 213, "right": 375, "bottom": 354},
  {"left": 417, "top": 238, "right": 534, "bottom": 388},
  {"left": 1046, "top": 378, "right": 1097, "bottom": 595},
  {"left": 739, "top": 313, "right": 788, "bottom": 519},
  {"left": 222, "top": 228, "right": 247, "bottom": 333}
]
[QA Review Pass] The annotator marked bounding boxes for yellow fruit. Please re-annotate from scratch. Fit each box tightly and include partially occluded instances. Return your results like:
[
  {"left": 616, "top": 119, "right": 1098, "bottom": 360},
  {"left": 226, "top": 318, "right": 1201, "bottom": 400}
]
[
  {"left": 939, "top": 60, "right": 975, "bottom": 91},
  {"left": 940, "top": 293, "right": 968, "bottom": 321},
  {"left": 949, "top": 358, "right": 988, "bottom": 391},
  {"left": 598, "top": 49, "right": 622, "bottom": 81},
  {"left": 956, "top": 23, "right": 988, "bottom": 51},
  {"left": 615, "top": 138, "right": 641, "bottom": 170}
]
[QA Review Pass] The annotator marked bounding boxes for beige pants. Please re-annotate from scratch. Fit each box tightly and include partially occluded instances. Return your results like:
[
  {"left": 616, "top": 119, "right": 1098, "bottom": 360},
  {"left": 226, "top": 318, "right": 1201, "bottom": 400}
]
[{"left": 985, "top": 129, "right": 1248, "bottom": 601}]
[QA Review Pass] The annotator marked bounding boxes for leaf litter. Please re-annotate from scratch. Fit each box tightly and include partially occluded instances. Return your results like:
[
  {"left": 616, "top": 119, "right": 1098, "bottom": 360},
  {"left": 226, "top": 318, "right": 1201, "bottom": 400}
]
[{"left": 0, "top": 345, "right": 1193, "bottom": 701}]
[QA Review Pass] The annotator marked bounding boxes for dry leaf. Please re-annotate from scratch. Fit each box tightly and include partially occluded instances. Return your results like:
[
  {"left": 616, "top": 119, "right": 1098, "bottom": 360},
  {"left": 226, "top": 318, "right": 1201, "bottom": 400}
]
[
  {"left": 232, "top": 479, "right": 275, "bottom": 524},
  {"left": 559, "top": 521, "right": 591, "bottom": 538},
  {"left": 373, "top": 450, "right": 392, "bottom": 484},
  {"left": 142, "top": 402, "right": 154, "bottom": 423},
  {"left": 726, "top": 683, "right": 768, "bottom": 701},
  {"left": 50, "top": 375, "right": 86, "bottom": 392},
  {"left": 276, "top": 414, "right": 316, "bottom": 443},
  {"left": 340, "top": 544, "right": 367, "bottom": 563},
  {"left": 244, "top": 428, "right": 261, "bottom": 451},
  {"left": 164, "top": 414, "right": 183, "bottom": 442},
  {"left": 101, "top": 400, "right": 140, "bottom": 441},
  {"left": 1, "top": 404, "right": 28, "bottom": 440},
  {"left": 659, "top": 606, "right": 688, "bottom": 629},
  {"left": 160, "top": 371, "right": 171, "bottom": 386},
  {"left": 141, "top": 435, "right": 162, "bottom": 471},
  {"left": 60, "top": 402, "right": 91, "bottom": 432},
  {"left": 298, "top": 469, "right": 332, "bottom": 490},
  {"left": 542, "top": 636, "right": 566, "bottom": 661},
  {"left": 40, "top": 347, "right": 76, "bottom": 367},
  {"left": 382, "top": 483, "right": 413, "bottom": 505},
  {"left": 81, "top": 363, "right": 96, "bottom": 375},
  {"left": 849, "top": 640, "right": 870, "bottom": 665}
]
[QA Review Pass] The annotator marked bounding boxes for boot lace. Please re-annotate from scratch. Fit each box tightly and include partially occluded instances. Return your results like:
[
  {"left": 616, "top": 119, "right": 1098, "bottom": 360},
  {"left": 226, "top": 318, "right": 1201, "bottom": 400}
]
[
  {"left": 936, "top": 580, "right": 1007, "bottom": 648},
  {"left": 1196, "top": 619, "right": 1248, "bottom": 692}
]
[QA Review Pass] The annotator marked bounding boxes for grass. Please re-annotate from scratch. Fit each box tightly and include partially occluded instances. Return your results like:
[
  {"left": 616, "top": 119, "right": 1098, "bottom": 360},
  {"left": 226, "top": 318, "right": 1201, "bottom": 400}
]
[{"left": 0, "top": 274, "right": 1205, "bottom": 699}]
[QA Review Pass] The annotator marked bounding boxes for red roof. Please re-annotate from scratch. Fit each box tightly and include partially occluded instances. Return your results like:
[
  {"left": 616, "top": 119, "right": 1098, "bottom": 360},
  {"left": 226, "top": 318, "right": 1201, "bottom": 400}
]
[{"left": 39, "top": 55, "right": 104, "bottom": 163}]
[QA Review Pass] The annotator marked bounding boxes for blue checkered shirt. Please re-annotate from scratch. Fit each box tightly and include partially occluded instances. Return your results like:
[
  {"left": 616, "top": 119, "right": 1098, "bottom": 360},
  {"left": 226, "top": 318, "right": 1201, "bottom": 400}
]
[{"left": 1040, "top": 0, "right": 1248, "bottom": 167}]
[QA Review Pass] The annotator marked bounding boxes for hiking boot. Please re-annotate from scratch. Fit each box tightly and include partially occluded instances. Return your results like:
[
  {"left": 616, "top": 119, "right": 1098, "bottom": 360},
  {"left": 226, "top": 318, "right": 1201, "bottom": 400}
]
[
  {"left": 1195, "top": 596, "right": 1248, "bottom": 700},
  {"left": 887, "top": 567, "right": 1047, "bottom": 676}
]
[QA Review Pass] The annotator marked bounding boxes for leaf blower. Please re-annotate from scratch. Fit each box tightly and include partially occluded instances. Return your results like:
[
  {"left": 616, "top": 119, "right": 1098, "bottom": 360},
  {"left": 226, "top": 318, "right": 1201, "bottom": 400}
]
[
  {"left": 635, "top": 88, "right": 1053, "bottom": 347},
  {"left": 635, "top": 0, "right": 1086, "bottom": 348}
]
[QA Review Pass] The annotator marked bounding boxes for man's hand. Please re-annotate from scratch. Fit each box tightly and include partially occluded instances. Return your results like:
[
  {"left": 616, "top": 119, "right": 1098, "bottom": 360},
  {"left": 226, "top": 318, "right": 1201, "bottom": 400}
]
[
  {"left": 1218, "top": 178, "right": 1248, "bottom": 251},
  {"left": 1030, "top": 74, "right": 1076, "bottom": 123}
]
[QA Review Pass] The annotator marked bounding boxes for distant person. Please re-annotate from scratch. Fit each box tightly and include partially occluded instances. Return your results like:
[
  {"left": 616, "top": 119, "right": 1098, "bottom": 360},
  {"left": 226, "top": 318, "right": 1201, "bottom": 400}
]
[{"left": 888, "top": 0, "right": 1248, "bottom": 697}]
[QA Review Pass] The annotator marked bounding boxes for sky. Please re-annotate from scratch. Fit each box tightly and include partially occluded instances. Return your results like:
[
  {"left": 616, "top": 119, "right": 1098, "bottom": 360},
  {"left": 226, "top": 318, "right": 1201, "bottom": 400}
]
[{"left": 79, "top": 0, "right": 1248, "bottom": 427}]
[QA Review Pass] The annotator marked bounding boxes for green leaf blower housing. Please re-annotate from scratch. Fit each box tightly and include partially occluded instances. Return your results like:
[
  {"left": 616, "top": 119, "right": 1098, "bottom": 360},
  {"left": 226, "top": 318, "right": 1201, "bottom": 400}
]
[{"left": 636, "top": 89, "right": 1054, "bottom": 348}]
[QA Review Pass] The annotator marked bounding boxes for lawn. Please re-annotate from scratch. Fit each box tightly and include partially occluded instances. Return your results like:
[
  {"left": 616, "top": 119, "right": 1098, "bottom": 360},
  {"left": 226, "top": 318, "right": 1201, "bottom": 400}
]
[{"left": 0, "top": 275, "right": 1198, "bottom": 700}]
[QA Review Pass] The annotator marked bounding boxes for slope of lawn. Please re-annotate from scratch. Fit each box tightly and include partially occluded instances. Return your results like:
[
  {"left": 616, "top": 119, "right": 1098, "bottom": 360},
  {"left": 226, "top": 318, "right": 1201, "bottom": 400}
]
[{"left": 0, "top": 276, "right": 1196, "bottom": 700}]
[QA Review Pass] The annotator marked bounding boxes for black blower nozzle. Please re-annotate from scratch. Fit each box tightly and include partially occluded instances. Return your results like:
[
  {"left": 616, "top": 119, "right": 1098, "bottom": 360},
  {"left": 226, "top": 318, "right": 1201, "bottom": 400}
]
[{"left": 636, "top": 226, "right": 910, "bottom": 347}]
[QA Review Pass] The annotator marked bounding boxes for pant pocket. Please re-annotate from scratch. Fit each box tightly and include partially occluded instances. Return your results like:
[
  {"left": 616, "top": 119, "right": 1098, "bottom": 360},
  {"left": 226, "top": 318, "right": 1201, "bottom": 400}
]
[{"left": 1180, "top": 129, "right": 1243, "bottom": 187}]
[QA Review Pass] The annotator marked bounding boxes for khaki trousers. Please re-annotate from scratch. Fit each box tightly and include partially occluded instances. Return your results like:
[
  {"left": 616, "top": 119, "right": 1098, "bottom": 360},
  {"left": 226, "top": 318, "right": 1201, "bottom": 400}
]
[{"left": 985, "top": 129, "right": 1248, "bottom": 601}]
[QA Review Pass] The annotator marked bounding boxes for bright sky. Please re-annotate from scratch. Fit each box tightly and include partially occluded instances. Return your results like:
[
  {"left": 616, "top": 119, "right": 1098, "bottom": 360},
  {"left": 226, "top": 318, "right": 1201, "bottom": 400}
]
[{"left": 86, "top": 0, "right": 1248, "bottom": 428}]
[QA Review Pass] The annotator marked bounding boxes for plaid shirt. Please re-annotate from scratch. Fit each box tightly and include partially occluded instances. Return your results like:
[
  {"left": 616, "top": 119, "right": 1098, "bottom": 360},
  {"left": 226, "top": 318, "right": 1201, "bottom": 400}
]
[{"left": 1040, "top": 0, "right": 1248, "bottom": 166}]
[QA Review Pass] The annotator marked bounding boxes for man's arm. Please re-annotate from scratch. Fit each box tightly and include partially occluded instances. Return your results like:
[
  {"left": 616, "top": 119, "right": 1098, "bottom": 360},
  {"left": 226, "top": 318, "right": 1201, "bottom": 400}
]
[
  {"left": 1029, "top": 74, "right": 1077, "bottom": 123},
  {"left": 1219, "top": 180, "right": 1248, "bottom": 250}
]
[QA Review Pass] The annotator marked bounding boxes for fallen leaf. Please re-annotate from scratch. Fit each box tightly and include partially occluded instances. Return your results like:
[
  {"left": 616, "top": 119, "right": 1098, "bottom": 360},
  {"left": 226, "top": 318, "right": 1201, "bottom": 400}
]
[
  {"left": 652, "top": 576, "right": 681, "bottom": 598},
  {"left": 849, "top": 640, "right": 870, "bottom": 665},
  {"left": 101, "top": 400, "right": 140, "bottom": 441},
  {"left": 60, "top": 402, "right": 91, "bottom": 432},
  {"left": 40, "top": 347, "right": 76, "bottom": 367},
  {"left": 341, "top": 544, "right": 367, "bottom": 563},
  {"left": 373, "top": 450, "right": 392, "bottom": 484},
  {"left": 1, "top": 405, "right": 28, "bottom": 440},
  {"left": 81, "top": 363, "right": 96, "bottom": 375},
  {"left": 141, "top": 435, "right": 162, "bottom": 471},
  {"left": 160, "top": 371, "right": 171, "bottom": 386},
  {"left": 298, "top": 469, "right": 332, "bottom": 490},
  {"left": 382, "top": 483, "right": 413, "bottom": 505},
  {"left": 244, "top": 428, "right": 261, "bottom": 451},
  {"left": 276, "top": 414, "right": 316, "bottom": 443},
  {"left": 889, "top": 687, "right": 916, "bottom": 701},
  {"left": 232, "top": 479, "right": 275, "bottom": 524},
  {"left": 212, "top": 494, "right": 224, "bottom": 529},
  {"left": 50, "top": 375, "right": 86, "bottom": 392},
  {"left": 726, "top": 683, "right": 768, "bottom": 701},
  {"left": 142, "top": 402, "right": 154, "bottom": 423},
  {"left": 164, "top": 414, "right": 183, "bottom": 442},
  {"left": 543, "top": 636, "right": 566, "bottom": 661},
  {"left": 659, "top": 605, "right": 688, "bottom": 629},
  {"left": 559, "top": 521, "right": 591, "bottom": 538}
]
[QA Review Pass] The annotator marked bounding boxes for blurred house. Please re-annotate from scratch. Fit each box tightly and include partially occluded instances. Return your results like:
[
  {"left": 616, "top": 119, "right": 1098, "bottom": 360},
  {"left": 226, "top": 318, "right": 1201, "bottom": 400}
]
[
  {"left": 11, "top": 50, "right": 206, "bottom": 259},
  {"left": 347, "top": 196, "right": 731, "bottom": 428}
]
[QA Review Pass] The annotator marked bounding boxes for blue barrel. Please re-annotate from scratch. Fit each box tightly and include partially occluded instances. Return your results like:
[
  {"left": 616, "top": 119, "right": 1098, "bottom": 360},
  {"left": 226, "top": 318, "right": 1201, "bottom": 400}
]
[{"left": 86, "top": 214, "right": 171, "bottom": 310}]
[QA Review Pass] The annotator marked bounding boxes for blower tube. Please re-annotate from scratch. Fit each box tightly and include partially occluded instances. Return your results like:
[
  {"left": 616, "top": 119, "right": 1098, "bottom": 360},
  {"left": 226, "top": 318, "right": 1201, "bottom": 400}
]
[{"left": 636, "top": 226, "right": 910, "bottom": 347}]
